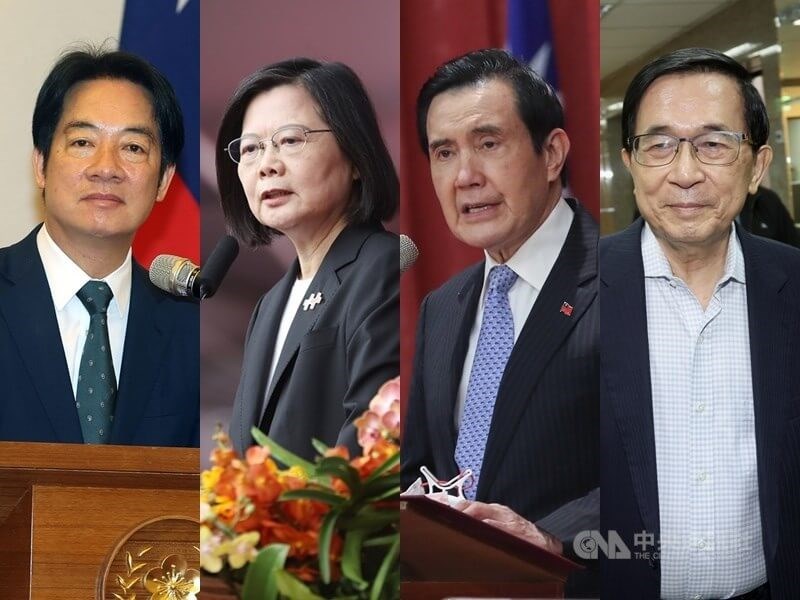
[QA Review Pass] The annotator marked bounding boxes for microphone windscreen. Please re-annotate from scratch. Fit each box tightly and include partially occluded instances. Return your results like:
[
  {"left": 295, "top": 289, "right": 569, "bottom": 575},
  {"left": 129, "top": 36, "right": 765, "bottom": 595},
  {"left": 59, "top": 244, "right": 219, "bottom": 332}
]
[
  {"left": 198, "top": 235, "right": 240, "bottom": 299},
  {"left": 149, "top": 255, "right": 198, "bottom": 296},
  {"left": 400, "top": 234, "right": 419, "bottom": 274}
]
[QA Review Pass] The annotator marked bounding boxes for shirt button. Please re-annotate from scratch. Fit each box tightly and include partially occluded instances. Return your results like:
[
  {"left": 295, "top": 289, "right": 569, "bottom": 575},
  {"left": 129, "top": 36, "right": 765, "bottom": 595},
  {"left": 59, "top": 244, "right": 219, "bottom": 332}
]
[
  {"left": 696, "top": 403, "right": 705, "bottom": 413},
  {"left": 693, "top": 595, "right": 702, "bottom": 600},
  {"left": 698, "top": 472, "right": 707, "bottom": 482},
  {"left": 697, "top": 539, "right": 707, "bottom": 549}
]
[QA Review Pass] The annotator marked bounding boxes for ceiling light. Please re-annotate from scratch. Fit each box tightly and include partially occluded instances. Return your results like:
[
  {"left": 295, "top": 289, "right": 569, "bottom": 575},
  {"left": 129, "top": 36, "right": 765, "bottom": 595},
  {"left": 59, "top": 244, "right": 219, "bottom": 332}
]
[
  {"left": 724, "top": 43, "right": 757, "bottom": 58},
  {"left": 748, "top": 44, "right": 781, "bottom": 58}
]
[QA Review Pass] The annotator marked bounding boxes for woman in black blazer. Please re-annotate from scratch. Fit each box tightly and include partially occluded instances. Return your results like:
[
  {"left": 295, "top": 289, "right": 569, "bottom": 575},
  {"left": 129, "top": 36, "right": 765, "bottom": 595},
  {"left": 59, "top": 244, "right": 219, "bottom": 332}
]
[{"left": 215, "top": 59, "right": 399, "bottom": 461}]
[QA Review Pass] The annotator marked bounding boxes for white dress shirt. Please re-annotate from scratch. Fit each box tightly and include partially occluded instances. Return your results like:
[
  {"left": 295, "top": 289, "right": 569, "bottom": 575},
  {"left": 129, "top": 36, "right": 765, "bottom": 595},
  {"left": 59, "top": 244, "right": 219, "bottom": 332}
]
[
  {"left": 455, "top": 198, "right": 574, "bottom": 426},
  {"left": 37, "top": 225, "right": 131, "bottom": 398},
  {"left": 642, "top": 223, "right": 766, "bottom": 599}
]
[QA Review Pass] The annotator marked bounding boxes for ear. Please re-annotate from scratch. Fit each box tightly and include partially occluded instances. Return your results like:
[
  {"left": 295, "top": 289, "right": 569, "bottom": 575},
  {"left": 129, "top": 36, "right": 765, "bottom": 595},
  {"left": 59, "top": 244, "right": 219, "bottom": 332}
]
[
  {"left": 32, "top": 149, "right": 46, "bottom": 190},
  {"left": 155, "top": 164, "right": 177, "bottom": 202},
  {"left": 544, "top": 128, "right": 570, "bottom": 183},
  {"left": 621, "top": 147, "right": 632, "bottom": 171},
  {"left": 747, "top": 145, "right": 772, "bottom": 195}
]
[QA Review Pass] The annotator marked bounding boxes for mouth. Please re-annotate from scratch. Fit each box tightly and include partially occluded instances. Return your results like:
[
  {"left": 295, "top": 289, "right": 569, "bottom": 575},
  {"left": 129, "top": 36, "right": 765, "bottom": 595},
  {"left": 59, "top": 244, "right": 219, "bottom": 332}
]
[
  {"left": 667, "top": 202, "right": 709, "bottom": 213},
  {"left": 260, "top": 189, "right": 292, "bottom": 201},
  {"left": 461, "top": 200, "right": 501, "bottom": 215},
  {"left": 81, "top": 193, "right": 123, "bottom": 205}
]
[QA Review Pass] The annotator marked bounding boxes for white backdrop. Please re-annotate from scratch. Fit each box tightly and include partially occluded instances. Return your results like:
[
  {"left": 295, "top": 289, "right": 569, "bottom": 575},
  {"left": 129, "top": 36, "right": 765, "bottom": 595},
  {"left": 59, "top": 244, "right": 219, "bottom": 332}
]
[{"left": 0, "top": 0, "right": 125, "bottom": 246}]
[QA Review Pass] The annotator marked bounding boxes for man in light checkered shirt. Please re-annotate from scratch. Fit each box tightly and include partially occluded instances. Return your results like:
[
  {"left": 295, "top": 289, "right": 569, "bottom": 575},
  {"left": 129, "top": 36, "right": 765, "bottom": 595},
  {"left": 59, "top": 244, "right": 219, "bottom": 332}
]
[{"left": 600, "top": 48, "right": 800, "bottom": 600}]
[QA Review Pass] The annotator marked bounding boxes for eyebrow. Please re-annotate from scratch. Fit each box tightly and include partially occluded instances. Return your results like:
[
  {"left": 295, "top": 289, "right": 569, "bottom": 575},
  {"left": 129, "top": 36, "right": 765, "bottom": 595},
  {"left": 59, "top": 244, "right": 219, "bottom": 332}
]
[
  {"left": 642, "top": 123, "right": 732, "bottom": 135},
  {"left": 239, "top": 123, "right": 311, "bottom": 138},
  {"left": 428, "top": 124, "right": 504, "bottom": 152},
  {"left": 63, "top": 120, "right": 157, "bottom": 142}
]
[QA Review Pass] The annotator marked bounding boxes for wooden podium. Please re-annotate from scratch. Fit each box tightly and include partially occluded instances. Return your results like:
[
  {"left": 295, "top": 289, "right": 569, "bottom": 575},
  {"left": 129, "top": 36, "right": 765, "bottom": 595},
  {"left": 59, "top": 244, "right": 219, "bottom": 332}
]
[
  {"left": 0, "top": 441, "right": 199, "bottom": 599},
  {"left": 401, "top": 496, "right": 581, "bottom": 599}
]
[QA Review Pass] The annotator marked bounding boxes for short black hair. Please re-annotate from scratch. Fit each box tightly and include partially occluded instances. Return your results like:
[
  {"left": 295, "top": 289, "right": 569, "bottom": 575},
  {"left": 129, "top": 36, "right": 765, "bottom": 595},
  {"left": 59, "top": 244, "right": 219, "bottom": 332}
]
[
  {"left": 621, "top": 47, "right": 769, "bottom": 151},
  {"left": 32, "top": 46, "right": 183, "bottom": 179},
  {"left": 416, "top": 48, "right": 566, "bottom": 184},
  {"left": 216, "top": 58, "right": 398, "bottom": 247}
]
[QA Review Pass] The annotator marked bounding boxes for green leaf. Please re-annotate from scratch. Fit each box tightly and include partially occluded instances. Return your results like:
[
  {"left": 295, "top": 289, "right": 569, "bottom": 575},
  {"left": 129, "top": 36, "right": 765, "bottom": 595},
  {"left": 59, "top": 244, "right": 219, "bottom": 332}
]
[
  {"left": 251, "top": 427, "right": 316, "bottom": 473},
  {"left": 318, "top": 509, "right": 340, "bottom": 584},
  {"left": 241, "top": 544, "right": 289, "bottom": 600},
  {"left": 370, "top": 535, "right": 399, "bottom": 600},
  {"left": 315, "top": 457, "right": 362, "bottom": 496},
  {"left": 362, "top": 534, "right": 397, "bottom": 548},
  {"left": 280, "top": 488, "right": 347, "bottom": 507},
  {"left": 361, "top": 473, "right": 400, "bottom": 499},
  {"left": 310, "top": 438, "right": 330, "bottom": 456},
  {"left": 364, "top": 452, "right": 400, "bottom": 483},
  {"left": 367, "top": 486, "right": 401, "bottom": 503},
  {"left": 339, "top": 509, "right": 400, "bottom": 531},
  {"left": 275, "top": 570, "right": 325, "bottom": 600},
  {"left": 341, "top": 529, "right": 368, "bottom": 589}
]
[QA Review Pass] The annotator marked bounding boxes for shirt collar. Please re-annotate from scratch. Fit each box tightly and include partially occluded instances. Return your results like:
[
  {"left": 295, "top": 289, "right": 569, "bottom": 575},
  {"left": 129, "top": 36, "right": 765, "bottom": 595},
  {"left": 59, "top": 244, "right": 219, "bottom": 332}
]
[
  {"left": 482, "top": 197, "right": 574, "bottom": 291},
  {"left": 641, "top": 222, "right": 745, "bottom": 285},
  {"left": 37, "top": 224, "right": 132, "bottom": 318}
]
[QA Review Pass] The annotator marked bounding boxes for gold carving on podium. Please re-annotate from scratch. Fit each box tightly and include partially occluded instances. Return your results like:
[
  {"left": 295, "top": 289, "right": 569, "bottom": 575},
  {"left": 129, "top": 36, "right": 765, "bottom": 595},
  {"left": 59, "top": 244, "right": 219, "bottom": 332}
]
[
  {"left": 101, "top": 516, "right": 200, "bottom": 600},
  {"left": 142, "top": 553, "right": 200, "bottom": 599}
]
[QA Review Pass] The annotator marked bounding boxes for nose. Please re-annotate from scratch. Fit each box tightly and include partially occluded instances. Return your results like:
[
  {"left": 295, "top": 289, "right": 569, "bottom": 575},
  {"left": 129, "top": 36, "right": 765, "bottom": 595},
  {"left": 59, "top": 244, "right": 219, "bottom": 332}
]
[
  {"left": 86, "top": 143, "right": 124, "bottom": 182},
  {"left": 454, "top": 152, "right": 485, "bottom": 189},
  {"left": 257, "top": 143, "right": 285, "bottom": 178},
  {"left": 667, "top": 140, "right": 705, "bottom": 188}
]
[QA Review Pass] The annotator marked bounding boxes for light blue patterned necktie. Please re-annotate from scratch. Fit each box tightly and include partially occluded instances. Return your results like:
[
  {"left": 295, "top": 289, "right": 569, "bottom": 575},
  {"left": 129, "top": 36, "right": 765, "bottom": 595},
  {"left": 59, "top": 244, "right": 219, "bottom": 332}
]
[
  {"left": 455, "top": 264, "right": 518, "bottom": 500},
  {"left": 75, "top": 280, "right": 117, "bottom": 444}
]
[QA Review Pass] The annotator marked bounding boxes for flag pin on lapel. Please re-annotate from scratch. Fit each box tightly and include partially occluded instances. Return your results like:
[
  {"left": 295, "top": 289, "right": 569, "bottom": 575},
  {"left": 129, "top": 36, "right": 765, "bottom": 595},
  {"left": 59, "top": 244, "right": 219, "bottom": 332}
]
[
  {"left": 303, "top": 291, "right": 323, "bottom": 311},
  {"left": 560, "top": 301, "right": 573, "bottom": 317}
]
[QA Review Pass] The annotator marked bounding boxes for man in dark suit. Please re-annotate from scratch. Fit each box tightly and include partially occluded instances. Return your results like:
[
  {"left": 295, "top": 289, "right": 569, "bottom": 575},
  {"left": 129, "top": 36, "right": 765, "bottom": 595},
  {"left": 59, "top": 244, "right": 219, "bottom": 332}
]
[
  {"left": 601, "top": 48, "right": 800, "bottom": 599},
  {"left": 0, "top": 48, "right": 198, "bottom": 447},
  {"left": 401, "top": 49, "right": 599, "bottom": 592}
]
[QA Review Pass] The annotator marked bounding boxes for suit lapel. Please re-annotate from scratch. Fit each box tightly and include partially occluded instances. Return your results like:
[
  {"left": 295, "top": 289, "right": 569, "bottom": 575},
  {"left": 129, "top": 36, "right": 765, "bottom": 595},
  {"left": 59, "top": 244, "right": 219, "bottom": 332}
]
[
  {"left": 259, "top": 225, "right": 375, "bottom": 430},
  {"left": 601, "top": 220, "right": 660, "bottom": 538},
  {"left": 234, "top": 266, "right": 295, "bottom": 448},
  {"left": 739, "top": 228, "right": 788, "bottom": 562},
  {"left": 430, "top": 265, "right": 483, "bottom": 474},
  {"left": 111, "top": 265, "right": 176, "bottom": 444},
  {"left": 478, "top": 201, "right": 597, "bottom": 495},
  {"left": 0, "top": 228, "right": 83, "bottom": 442}
]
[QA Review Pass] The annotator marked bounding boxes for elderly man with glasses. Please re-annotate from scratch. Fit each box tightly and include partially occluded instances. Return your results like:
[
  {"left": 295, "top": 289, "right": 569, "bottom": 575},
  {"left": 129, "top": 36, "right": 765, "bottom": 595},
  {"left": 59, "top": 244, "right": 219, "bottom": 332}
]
[{"left": 600, "top": 47, "right": 800, "bottom": 599}]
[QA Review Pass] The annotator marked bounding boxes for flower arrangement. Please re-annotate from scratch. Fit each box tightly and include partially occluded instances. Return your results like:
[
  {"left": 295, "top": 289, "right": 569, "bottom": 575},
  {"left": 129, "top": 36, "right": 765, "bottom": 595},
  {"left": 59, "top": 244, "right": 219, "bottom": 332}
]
[{"left": 200, "top": 377, "right": 401, "bottom": 600}]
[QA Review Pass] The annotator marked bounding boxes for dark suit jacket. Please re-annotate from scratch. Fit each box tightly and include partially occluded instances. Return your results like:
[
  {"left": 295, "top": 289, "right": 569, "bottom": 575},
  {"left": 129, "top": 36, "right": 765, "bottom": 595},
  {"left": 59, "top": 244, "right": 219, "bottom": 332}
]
[
  {"left": 230, "top": 223, "right": 399, "bottom": 462},
  {"left": 600, "top": 219, "right": 800, "bottom": 599},
  {"left": 402, "top": 199, "right": 599, "bottom": 574},
  {"left": 0, "top": 227, "right": 199, "bottom": 447}
]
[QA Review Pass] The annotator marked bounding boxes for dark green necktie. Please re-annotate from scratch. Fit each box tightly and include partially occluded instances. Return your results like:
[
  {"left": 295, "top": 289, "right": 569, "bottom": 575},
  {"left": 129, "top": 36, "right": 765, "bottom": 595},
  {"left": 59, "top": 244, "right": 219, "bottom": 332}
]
[{"left": 75, "top": 281, "right": 117, "bottom": 444}]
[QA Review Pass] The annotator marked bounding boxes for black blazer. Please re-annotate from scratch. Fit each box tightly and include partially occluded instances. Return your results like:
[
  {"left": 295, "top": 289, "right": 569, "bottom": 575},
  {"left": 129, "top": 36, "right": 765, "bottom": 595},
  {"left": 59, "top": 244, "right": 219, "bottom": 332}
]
[
  {"left": 0, "top": 227, "right": 199, "bottom": 447},
  {"left": 230, "top": 223, "right": 399, "bottom": 461},
  {"left": 402, "top": 199, "right": 600, "bottom": 550},
  {"left": 600, "top": 220, "right": 800, "bottom": 599}
]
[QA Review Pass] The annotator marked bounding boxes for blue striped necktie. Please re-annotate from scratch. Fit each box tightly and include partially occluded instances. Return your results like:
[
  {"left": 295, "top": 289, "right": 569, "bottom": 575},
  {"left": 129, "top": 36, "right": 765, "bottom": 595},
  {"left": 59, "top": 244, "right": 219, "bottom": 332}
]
[{"left": 455, "top": 264, "right": 518, "bottom": 499}]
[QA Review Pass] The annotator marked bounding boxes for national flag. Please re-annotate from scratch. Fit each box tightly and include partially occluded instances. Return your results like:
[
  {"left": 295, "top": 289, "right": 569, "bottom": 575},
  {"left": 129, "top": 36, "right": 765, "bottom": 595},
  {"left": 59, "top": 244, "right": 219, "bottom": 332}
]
[{"left": 120, "top": 0, "right": 200, "bottom": 267}]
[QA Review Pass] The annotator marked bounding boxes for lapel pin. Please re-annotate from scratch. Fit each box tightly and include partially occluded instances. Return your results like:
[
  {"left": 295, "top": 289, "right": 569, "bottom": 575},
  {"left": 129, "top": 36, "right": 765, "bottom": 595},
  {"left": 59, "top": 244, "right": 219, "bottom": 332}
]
[
  {"left": 303, "top": 291, "right": 323, "bottom": 311},
  {"left": 560, "top": 301, "right": 574, "bottom": 317}
]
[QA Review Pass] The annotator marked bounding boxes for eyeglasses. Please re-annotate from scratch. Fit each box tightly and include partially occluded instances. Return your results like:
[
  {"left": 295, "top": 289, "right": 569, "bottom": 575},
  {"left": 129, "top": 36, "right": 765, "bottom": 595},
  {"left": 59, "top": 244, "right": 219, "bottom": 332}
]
[
  {"left": 225, "top": 125, "right": 332, "bottom": 164},
  {"left": 627, "top": 131, "right": 754, "bottom": 167}
]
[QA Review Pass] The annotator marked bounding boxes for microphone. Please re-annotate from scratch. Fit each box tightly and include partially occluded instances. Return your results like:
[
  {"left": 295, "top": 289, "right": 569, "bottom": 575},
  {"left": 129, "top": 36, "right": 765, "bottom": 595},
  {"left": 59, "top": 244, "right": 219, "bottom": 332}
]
[
  {"left": 400, "top": 234, "right": 419, "bottom": 274},
  {"left": 149, "top": 255, "right": 198, "bottom": 297},
  {"left": 197, "top": 235, "right": 239, "bottom": 299},
  {"left": 149, "top": 235, "right": 239, "bottom": 300}
]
